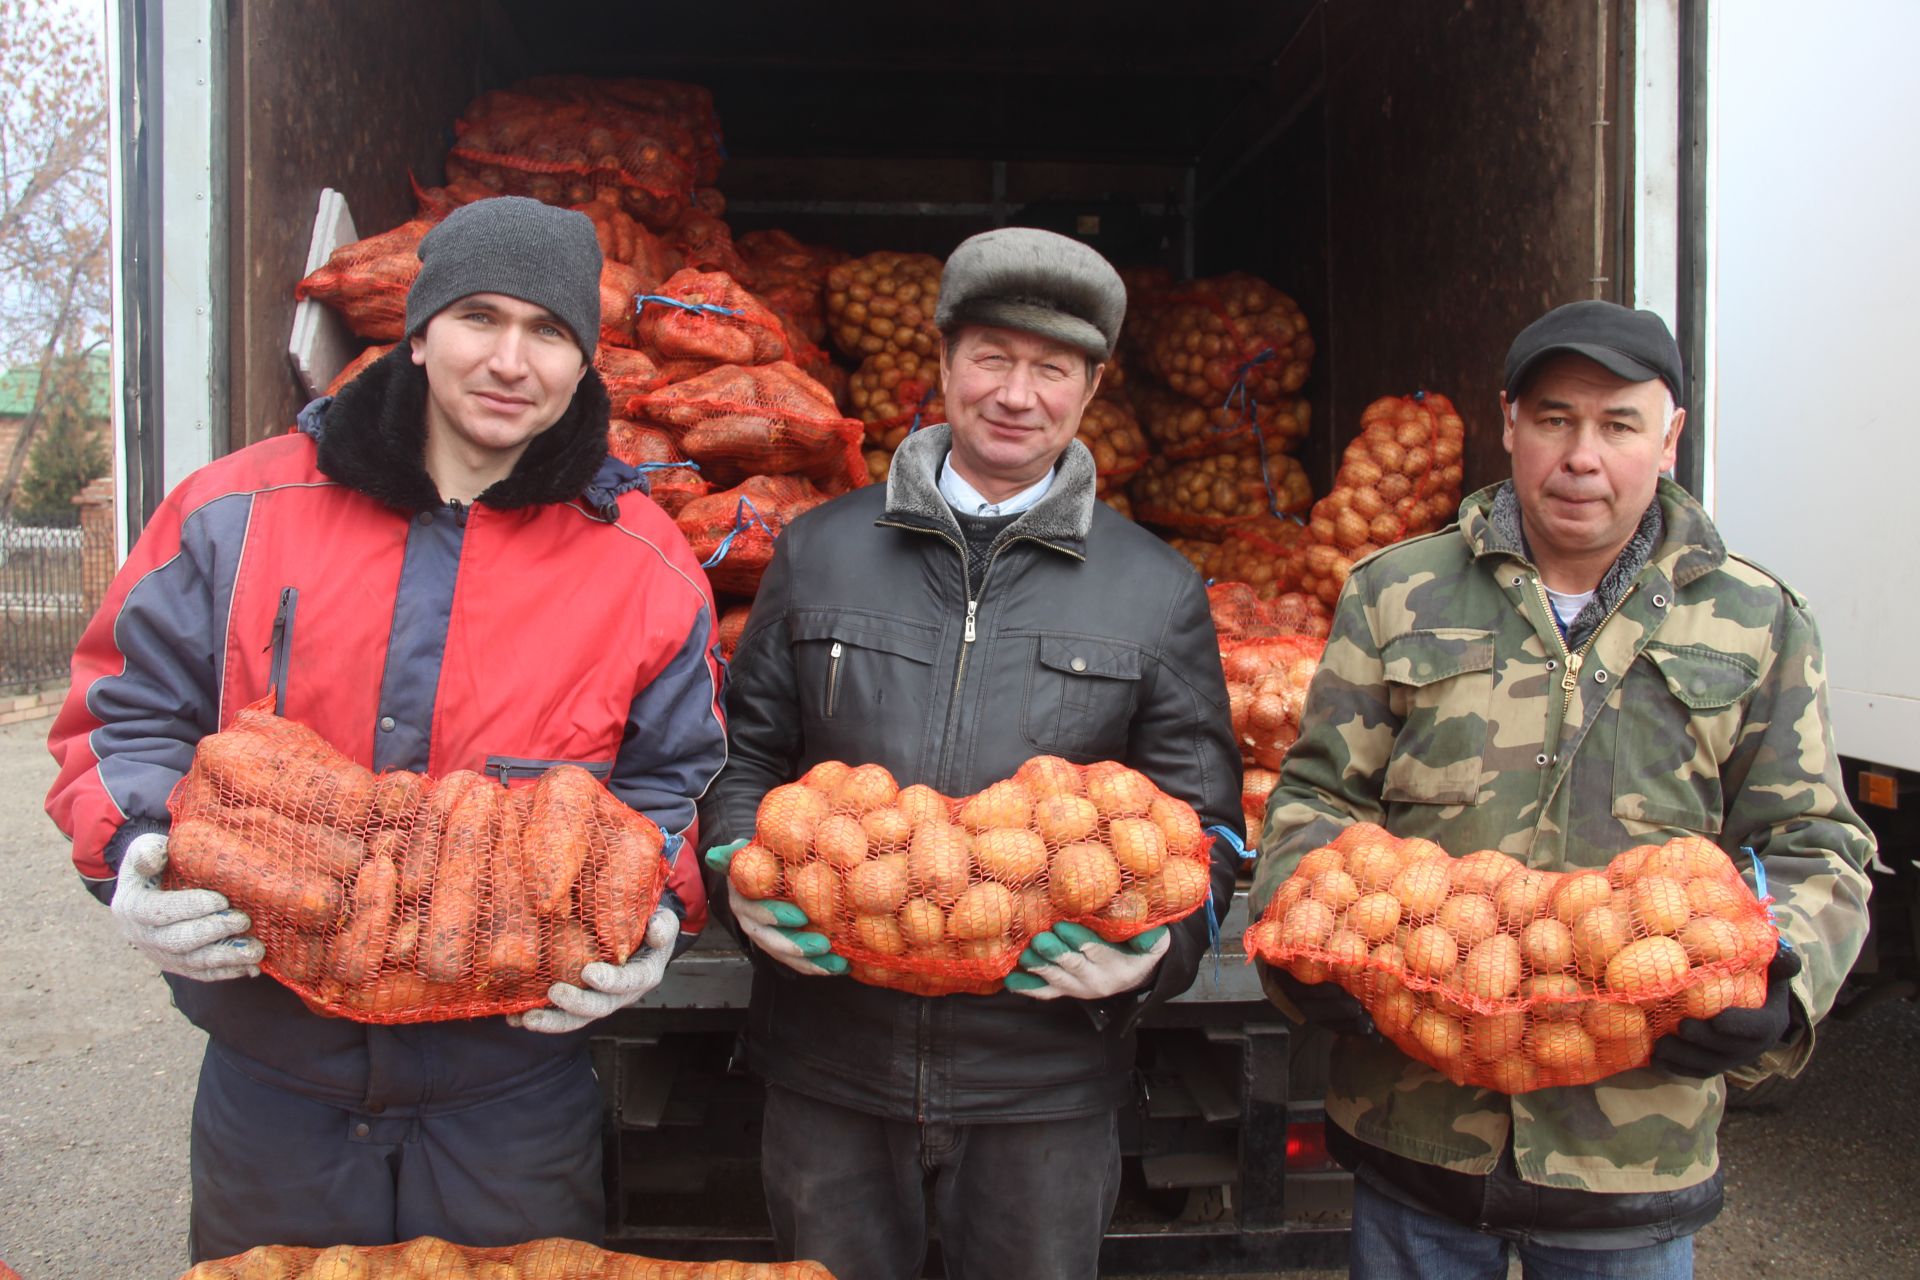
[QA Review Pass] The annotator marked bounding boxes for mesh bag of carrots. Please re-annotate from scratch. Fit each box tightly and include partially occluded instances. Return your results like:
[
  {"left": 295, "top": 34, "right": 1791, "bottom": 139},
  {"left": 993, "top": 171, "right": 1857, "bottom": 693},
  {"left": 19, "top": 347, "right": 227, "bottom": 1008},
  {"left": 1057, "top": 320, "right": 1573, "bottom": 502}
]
[
  {"left": 633, "top": 363, "right": 866, "bottom": 492},
  {"left": 294, "top": 219, "right": 434, "bottom": 342},
  {"left": 1299, "top": 391, "right": 1467, "bottom": 606},
  {"left": 1244, "top": 825, "right": 1781, "bottom": 1092},
  {"left": 1138, "top": 272, "right": 1314, "bottom": 406},
  {"left": 180, "top": 1237, "right": 833, "bottom": 1280},
  {"left": 676, "top": 474, "right": 833, "bottom": 597},
  {"left": 499, "top": 74, "right": 725, "bottom": 186},
  {"left": 728, "top": 758, "right": 1214, "bottom": 997},
  {"left": 1130, "top": 452, "right": 1313, "bottom": 534},
  {"left": 572, "top": 191, "right": 682, "bottom": 287},
  {"left": 636, "top": 269, "right": 804, "bottom": 367},
  {"left": 606, "top": 419, "right": 712, "bottom": 517},
  {"left": 164, "top": 701, "right": 670, "bottom": 1024},
  {"left": 825, "top": 252, "right": 944, "bottom": 360}
]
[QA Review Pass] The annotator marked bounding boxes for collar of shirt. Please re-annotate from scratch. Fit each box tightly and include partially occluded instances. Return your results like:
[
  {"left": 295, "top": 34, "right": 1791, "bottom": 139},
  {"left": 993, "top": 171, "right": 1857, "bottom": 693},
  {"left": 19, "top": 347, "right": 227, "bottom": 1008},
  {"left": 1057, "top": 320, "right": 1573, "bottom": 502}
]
[{"left": 937, "top": 453, "right": 1055, "bottom": 518}]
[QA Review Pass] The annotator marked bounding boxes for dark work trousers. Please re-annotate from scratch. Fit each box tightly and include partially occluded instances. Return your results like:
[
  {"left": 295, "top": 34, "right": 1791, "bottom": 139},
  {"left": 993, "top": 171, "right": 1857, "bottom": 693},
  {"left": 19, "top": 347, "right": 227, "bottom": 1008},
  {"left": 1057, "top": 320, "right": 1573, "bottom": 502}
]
[
  {"left": 186, "top": 1042, "right": 604, "bottom": 1261},
  {"left": 760, "top": 1084, "right": 1123, "bottom": 1280}
]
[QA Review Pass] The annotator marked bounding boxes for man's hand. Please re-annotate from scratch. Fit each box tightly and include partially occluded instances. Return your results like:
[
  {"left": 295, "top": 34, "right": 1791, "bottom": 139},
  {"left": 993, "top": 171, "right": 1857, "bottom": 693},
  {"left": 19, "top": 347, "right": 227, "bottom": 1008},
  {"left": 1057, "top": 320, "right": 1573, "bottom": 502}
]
[
  {"left": 1652, "top": 944, "right": 1803, "bottom": 1078},
  {"left": 1260, "top": 961, "right": 1377, "bottom": 1037},
  {"left": 704, "top": 839, "right": 846, "bottom": 977},
  {"left": 514, "top": 908, "right": 680, "bottom": 1034},
  {"left": 111, "top": 833, "right": 264, "bottom": 981},
  {"left": 1004, "top": 922, "right": 1169, "bottom": 1000}
]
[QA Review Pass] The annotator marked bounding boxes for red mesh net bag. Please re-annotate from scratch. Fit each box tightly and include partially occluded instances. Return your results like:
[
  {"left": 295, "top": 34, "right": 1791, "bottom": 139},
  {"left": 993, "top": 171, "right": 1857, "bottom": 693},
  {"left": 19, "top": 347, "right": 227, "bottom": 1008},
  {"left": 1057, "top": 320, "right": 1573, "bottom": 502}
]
[
  {"left": 637, "top": 269, "right": 800, "bottom": 366},
  {"left": 677, "top": 474, "right": 833, "bottom": 597},
  {"left": 607, "top": 419, "right": 712, "bottom": 517},
  {"left": 164, "top": 700, "right": 670, "bottom": 1024},
  {"left": 501, "top": 74, "right": 725, "bottom": 186},
  {"left": 1243, "top": 768, "right": 1279, "bottom": 832},
  {"left": 446, "top": 93, "right": 697, "bottom": 231},
  {"left": 1299, "top": 391, "right": 1467, "bottom": 606},
  {"left": 1134, "top": 383, "right": 1311, "bottom": 462},
  {"left": 826, "top": 252, "right": 944, "bottom": 360},
  {"left": 731, "top": 758, "right": 1214, "bottom": 997},
  {"left": 1221, "top": 634, "right": 1325, "bottom": 772},
  {"left": 850, "top": 350, "right": 944, "bottom": 452},
  {"left": 181, "top": 1237, "right": 833, "bottom": 1279},
  {"left": 739, "top": 229, "right": 850, "bottom": 347},
  {"left": 1244, "top": 826, "right": 1782, "bottom": 1092},
  {"left": 716, "top": 601, "right": 753, "bottom": 662},
  {"left": 573, "top": 191, "right": 683, "bottom": 288},
  {"left": 324, "top": 344, "right": 395, "bottom": 397},
  {"left": 294, "top": 219, "right": 433, "bottom": 342},
  {"left": 1130, "top": 452, "right": 1313, "bottom": 534},
  {"left": 1169, "top": 536, "right": 1229, "bottom": 581},
  {"left": 863, "top": 447, "right": 894, "bottom": 487},
  {"left": 1138, "top": 271, "right": 1315, "bottom": 406},
  {"left": 1078, "top": 398, "right": 1149, "bottom": 495},
  {"left": 634, "top": 362, "right": 866, "bottom": 493}
]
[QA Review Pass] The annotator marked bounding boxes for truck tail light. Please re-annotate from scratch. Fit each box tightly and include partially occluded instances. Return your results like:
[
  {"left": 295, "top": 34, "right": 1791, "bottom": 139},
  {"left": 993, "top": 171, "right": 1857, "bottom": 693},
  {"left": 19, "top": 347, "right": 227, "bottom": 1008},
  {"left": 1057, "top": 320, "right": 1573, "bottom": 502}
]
[{"left": 1284, "top": 1119, "right": 1336, "bottom": 1172}]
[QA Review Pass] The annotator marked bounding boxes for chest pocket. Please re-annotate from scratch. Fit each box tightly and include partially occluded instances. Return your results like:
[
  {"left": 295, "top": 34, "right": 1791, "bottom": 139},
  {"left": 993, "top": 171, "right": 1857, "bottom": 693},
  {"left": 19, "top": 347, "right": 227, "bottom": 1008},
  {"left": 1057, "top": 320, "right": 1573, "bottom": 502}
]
[
  {"left": 790, "top": 613, "right": 939, "bottom": 727},
  {"left": 1380, "top": 629, "right": 1495, "bottom": 807},
  {"left": 1611, "top": 643, "right": 1760, "bottom": 833},
  {"left": 1021, "top": 636, "right": 1143, "bottom": 761}
]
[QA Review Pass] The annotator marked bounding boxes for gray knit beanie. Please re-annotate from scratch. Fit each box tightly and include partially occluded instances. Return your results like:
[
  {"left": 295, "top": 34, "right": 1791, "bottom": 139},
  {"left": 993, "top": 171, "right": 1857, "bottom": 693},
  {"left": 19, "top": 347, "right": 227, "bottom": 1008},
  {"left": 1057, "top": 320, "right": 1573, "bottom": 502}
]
[
  {"left": 935, "top": 227, "right": 1126, "bottom": 360},
  {"left": 405, "top": 195, "right": 604, "bottom": 358}
]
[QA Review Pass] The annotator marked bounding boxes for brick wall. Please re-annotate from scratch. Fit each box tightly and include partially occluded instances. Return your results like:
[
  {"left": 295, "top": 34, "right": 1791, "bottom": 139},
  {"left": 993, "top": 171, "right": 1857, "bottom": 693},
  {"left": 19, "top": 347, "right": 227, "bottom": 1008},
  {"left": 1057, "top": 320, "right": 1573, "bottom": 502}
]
[
  {"left": 0, "top": 683, "right": 67, "bottom": 727},
  {"left": 75, "top": 476, "right": 116, "bottom": 614}
]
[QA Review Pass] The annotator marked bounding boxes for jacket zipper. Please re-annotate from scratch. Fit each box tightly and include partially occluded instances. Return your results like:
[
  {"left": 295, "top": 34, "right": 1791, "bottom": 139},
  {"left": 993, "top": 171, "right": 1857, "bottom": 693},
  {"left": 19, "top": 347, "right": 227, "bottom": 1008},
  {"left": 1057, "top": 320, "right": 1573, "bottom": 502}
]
[
  {"left": 268, "top": 587, "right": 298, "bottom": 717},
  {"left": 1532, "top": 576, "right": 1637, "bottom": 726},
  {"left": 825, "top": 641, "right": 843, "bottom": 717}
]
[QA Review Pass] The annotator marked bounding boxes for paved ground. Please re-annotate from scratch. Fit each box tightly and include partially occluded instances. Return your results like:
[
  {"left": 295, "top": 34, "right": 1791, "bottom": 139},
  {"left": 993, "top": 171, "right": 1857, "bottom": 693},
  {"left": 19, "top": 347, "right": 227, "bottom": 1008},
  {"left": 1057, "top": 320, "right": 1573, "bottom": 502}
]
[{"left": 3, "top": 714, "right": 1916, "bottom": 1278}]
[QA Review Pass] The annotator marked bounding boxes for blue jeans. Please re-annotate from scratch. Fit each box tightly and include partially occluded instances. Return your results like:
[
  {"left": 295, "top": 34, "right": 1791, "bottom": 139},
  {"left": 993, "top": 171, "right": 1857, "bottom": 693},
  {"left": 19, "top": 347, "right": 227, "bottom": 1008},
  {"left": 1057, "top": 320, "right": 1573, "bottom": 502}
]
[
  {"left": 1351, "top": 1179, "right": 1696, "bottom": 1280},
  {"left": 760, "top": 1084, "right": 1122, "bottom": 1280}
]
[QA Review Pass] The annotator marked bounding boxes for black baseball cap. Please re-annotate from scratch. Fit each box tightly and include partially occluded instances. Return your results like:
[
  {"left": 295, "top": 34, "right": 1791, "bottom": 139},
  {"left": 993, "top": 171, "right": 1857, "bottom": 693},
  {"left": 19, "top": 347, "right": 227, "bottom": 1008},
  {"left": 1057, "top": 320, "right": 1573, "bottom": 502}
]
[{"left": 1503, "top": 300, "right": 1685, "bottom": 406}]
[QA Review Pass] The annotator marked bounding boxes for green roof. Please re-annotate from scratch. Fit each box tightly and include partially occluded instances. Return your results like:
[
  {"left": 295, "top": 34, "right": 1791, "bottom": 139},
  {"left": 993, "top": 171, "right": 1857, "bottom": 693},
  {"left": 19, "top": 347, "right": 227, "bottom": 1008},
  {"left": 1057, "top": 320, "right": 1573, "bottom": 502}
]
[{"left": 0, "top": 352, "right": 112, "bottom": 418}]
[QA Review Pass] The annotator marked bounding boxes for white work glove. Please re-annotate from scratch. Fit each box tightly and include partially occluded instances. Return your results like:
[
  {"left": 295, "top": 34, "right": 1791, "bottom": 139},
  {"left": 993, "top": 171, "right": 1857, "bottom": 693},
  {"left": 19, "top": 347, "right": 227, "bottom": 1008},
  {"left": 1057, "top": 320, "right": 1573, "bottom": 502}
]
[
  {"left": 1004, "top": 922, "right": 1170, "bottom": 1001},
  {"left": 111, "top": 832, "right": 264, "bottom": 981},
  {"left": 514, "top": 908, "right": 680, "bottom": 1034},
  {"left": 704, "top": 839, "right": 847, "bottom": 977}
]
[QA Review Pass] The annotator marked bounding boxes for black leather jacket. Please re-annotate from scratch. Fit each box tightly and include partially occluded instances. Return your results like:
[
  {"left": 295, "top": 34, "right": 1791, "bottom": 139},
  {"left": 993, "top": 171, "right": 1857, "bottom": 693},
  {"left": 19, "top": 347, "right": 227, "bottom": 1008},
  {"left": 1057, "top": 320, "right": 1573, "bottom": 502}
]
[{"left": 701, "top": 425, "right": 1242, "bottom": 1122}]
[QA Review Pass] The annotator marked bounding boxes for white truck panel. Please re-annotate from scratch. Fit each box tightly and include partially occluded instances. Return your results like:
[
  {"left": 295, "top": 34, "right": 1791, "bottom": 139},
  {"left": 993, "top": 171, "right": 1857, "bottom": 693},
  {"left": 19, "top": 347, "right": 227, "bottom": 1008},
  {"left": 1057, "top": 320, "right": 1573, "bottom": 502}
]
[
  {"left": 158, "top": 0, "right": 219, "bottom": 496},
  {"left": 1709, "top": 0, "right": 1920, "bottom": 771}
]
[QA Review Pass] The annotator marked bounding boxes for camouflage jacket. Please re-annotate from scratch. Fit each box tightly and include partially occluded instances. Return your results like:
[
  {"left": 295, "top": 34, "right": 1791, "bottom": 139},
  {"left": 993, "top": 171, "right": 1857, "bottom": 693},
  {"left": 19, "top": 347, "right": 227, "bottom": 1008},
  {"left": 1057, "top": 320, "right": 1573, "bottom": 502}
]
[{"left": 1251, "top": 477, "right": 1875, "bottom": 1194}]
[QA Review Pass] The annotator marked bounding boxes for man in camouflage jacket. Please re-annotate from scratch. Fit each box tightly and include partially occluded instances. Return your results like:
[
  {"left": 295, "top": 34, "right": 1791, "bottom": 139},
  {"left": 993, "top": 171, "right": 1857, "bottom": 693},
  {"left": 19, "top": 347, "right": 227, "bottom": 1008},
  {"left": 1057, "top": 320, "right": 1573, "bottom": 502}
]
[{"left": 1251, "top": 301, "right": 1874, "bottom": 1276}]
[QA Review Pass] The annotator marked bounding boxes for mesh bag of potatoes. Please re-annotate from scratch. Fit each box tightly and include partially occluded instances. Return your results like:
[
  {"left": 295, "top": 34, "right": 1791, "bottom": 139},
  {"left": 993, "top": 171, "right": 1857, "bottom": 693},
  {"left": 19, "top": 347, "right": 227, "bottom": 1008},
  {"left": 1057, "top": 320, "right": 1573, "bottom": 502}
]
[
  {"left": 825, "top": 251, "right": 944, "bottom": 361},
  {"left": 1139, "top": 272, "right": 1314, "bottom": 406},
  {"left": 676, "top": 475, "right": 834, "bottom": 597},
  {"left": 294, "top": 219, "right": 434, "bottom": 342},
  {"left": 1134, "top": 382, "right": 1311, "bottom": 462},
  {"left": 631, "top": 362, "right": 867, "bottom": 494},
  {"left": 1077, "top": 397, "right": 1150, "bottom": 494},
  {"left": 1242, "top": 769, "right": 1281, "bottom": 834},
  {"left": 1244, "top": 825, "right": 1781, "bottom": 1092},
  {"left": 729, "top": 758, "right": 1215, "bottom": 997},
  {"left": 1205, "top": 516, "right": 1312, "bottom": 601},
  {"left": 165, "top": 702, "right": 669, "bottom": 1025},
  {"left": 1299, "top": 390, "right": 1467, "bottom": 606},
  {"left": 1130, "top": 452, "right": 1313, "bottom": 535},
  {"left": 850, "top": 349, "right": 944, "bottom": 451},
  {"left": 606, "top": 419, "right": 712, "bottom": 517},
  {"left": 180, "top": 1236, "right": 834, "bottom": 1279},
  {"left": 737, "top": 228, "right": 850, "bottom": 348},
  {"left": 1222, "top": 635, "right": 1324, "bottom": 773},
  {"left": 470, "top": 74, "right": 725, "bottom": 186}
]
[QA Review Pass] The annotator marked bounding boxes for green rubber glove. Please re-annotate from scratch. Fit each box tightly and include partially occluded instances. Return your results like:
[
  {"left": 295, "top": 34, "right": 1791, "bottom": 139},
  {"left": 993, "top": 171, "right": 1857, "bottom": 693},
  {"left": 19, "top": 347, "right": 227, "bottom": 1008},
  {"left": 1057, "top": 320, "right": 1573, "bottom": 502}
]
[
  {"left": 704, "top": 837, "right": 846, "bottom": 976},
  {"left": 1005, "top": 922, "right": 1170, "bottom": 999}
]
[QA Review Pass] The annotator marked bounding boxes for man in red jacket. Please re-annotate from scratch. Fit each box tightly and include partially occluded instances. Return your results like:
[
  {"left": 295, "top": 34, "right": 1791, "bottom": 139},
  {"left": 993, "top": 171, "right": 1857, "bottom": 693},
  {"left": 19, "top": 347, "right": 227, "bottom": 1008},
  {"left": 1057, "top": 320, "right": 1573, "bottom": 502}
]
[{"left": 46, "top": 196, "right": 727, "bottom": 1259}]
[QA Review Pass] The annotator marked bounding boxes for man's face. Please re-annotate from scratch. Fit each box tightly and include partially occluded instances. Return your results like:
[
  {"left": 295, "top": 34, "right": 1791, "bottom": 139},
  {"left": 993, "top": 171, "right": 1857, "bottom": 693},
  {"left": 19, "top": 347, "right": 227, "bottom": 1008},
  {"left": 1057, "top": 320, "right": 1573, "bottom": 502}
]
[
  {"left": 409, "top": 293, "right": 587, "bottom": 465},
  {"left": 1502, "top": 352, "right": 1683, "bottom": 578},
  {"left": 939, "top": 325, "right": 1103, "bottom": 502}
]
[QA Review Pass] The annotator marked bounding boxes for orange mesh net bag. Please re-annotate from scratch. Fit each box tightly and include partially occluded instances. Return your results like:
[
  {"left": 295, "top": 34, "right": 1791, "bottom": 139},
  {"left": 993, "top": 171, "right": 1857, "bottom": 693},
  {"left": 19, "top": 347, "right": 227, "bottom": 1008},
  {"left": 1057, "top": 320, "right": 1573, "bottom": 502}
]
[
  {"left": 294, "top": 218, "right": 433, "bottom": 342},
  {"left": 1138, "top": 271, "right": 1314, "bottom": 406},
  {"left": 1222, "top": 635, "right": 1324, "bottom": 773},
  {"left": 499, "top": 74, "right": 725, "bottom": 186},
  {"left": 634, "top": 362, "right": 866, "bottom": 493},
  {"left": 573, "top": 190, "right": 683, "bottom": 287},
  {"left": 731, "top": 758, "right": 1214, "bottom": 998},
  {"left": 165, "top": 700, "right": 670, "bottom": 1024},
  {"left": 1078, "top": 397, "right": 1149, "bottom": 495},
  {"left": 1299, "top": 391, "right": 1467, "bottom": 606},
  {"left": 607, "top": 419, "right": 712, "bottom": 517},
  {"left": 716, "top": 601, "right": 754, "bottom": 663},
  {"left": 1130, "top": 452, "right": 1313, "bottom": 535},
  {"left": 446, "top": 93, "right": 698, "bottom": 231},
  {"left": 738, "top": 228, "right": 850, "bottom": 348},
  {"left": 1134, "top": 383, "right": 1311, "bottom": 462},
  {"left": 826, "top": 251, "right": 944, "bottom": 360},
  {"left": 1203, "top": 517, "right": 1317, "bottom": 601},
  {"left": 677, "top": 474, "right": 833, "bottom": 597},
  {"left": 181, "top": 1237, "right": 833, "bottom": 1280},
  {"left": 324, "top": 344, "right": 395, "bottom": 397},
  {"left": 1244, "top": 825, "right": 1781, "bottom": 1092},
  {"left": 637, "top": 269, "right": 801, "bottom": 366},
  {"left": 850, "top": 349, "right": 944, "bottom": 452}
]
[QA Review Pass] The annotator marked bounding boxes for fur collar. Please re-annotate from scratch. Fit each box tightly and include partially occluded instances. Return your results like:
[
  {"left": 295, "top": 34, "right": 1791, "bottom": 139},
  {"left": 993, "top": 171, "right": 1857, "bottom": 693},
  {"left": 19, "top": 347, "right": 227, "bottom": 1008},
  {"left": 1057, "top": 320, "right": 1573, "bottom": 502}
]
[
  {"left": 882, "top": 422, "right": 1097, "bottom": 552},
  {"left": 1486, "top": 479, "right": 1665, "bottom": 643},
  {"left": 303, "top": 343, "right": 620, "bottom": 516}
]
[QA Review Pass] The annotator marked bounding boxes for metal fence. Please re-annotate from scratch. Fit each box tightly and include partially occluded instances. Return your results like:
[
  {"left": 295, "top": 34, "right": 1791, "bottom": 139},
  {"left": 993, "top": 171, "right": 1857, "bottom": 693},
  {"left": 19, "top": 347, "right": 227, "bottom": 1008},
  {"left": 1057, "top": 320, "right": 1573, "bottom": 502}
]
[{"left": 0, "top": 515, "right": 87, "bottom": 695}]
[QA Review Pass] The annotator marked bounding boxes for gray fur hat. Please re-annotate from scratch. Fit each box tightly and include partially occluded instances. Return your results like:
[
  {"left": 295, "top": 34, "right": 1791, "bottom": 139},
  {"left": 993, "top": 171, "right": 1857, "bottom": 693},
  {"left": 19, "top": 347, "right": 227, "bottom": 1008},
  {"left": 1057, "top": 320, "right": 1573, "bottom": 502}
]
[
  {"left": 404, "top": 195, "right": 604, "bottom": 358},
  {"left": 935, "top": 227, "right": 1126, "bottom": 361}
]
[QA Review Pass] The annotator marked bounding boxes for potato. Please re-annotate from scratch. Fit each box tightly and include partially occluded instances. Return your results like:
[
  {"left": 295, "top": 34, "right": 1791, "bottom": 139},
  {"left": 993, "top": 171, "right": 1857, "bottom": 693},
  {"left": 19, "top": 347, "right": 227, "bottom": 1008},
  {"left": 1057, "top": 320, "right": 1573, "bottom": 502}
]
[
  {"left": 1520, "top": 918, "right": 1575, "bottom": 973},
  {"left": 1278, "top": 898, "right": 1338, "bottom": 949},
  {"left": 1679, "top": 916, "right": 1744, "bottom": 965},
  {"left": 974, "top": 827, "right": 1049, "bottom": 884},
  {"left": 908, "top": 821, "right": 972, "bottom": 906},
  {"left": 1404, "top": 924, "right": 1459, "bottom": 979},
  {"left": 1606, "top": 843, "right": 1660, "bottom": 888},
  {"left": 1101, "top": 886, "right": 1153, "bottom": 929},
  {"left": 852, "top": 913, "right": 908, "bottom": 956},
  {"left": 958, "top": 779, "right": 1034, "bottom": 833},
  {"left": 1495, "top": 868, "right": 1554, "bottom": 925},
  {"left": 812, "top": 813, "right": 869, "bottom": 870},
  {"left": 1449, "top": 849, "right": 1522, "bottom": 896},
  {"left": 757, "top": 783, "right": 829, "bottom": 861},
  {"left": 789, "top": 861, "right": 843, "bottom": 925},
  {"left": 1390, "top": 860, "right": 1450, "bottom": 917},
  {"left": 1086, "top": 762, "right": 1157, "bottom": 817},
  {"left": 1049, "top": 842, "right": 1123, "bottom": 915},
  {"left": 898, "top": 897, "right": 946, "bottom": 948},
  {"left": 1437, "top": 893, "right": 1499, "bottom": 945},
  {"left": 1553, "top": 871, "right": 1614, "bottom": 927},
  {"left": 1034, "top": 794, "right": 1100, "bottom": 845},
  {"left": 801, "top": 760, "right": 853, "bottom": 793},
  {"left": 1467, "top": 1009, "right": 1530, "bottom": 1062},
  {"left": 1523, "top": 972, "right": 1584, "bottom": 1019},
  {"left": 1411, "top": 1008, "right": 1467, "bottom": 1064},
  {"left": 1583, "top": 1001, "right": 1650, "bottom": 1042},
  {"left": 896, "top": 784, "right": 950, "bottom": 826},
  {"left": 850, "top": 855, "right": 910, "bottom": 915},
  {"left": 1458, "top": 934, "right": 1523, "bottom": 1000},
  {"left": 1685, "top": 875, "right": 1752, "bottom": 921},
  {"left": 1604, "top": 936, "right": 1692, "bottom": 997},
  {"left": 1310, "top": 869, "right": 1362, "bottom": 913},
  {"left": 396, "top": 1238, "right": 471, "bottom": 1278},
  {"left": 1014, "top": 754, "right": 1084, "bottom": 798},
  {"left": 1346, "top": 891, "right": 1403, "bottom": 944},
  {"left": 1109, "top": 817, "right": 1169, "bottom": 878},
  {"left": 1346, "top": 842, "right": 1407, "bottom": 892},
  {"left": 948, "top": 882, "right": 1016, "bottom": 940},
  {"left": 1149, "top": 794, "right": 1206, "bottom": 854},
  {"left": 1372, "top": 987, "right": 1421, "bottom": 1036},
  {"left": 728, "top": 843, "right": 782, "bottom": 901},
  {"left": 1323, "top": 927, "right": 1371, "bottom": 973},
  {"left": 1146, "top": 857, "right": 1210, "bottom": 916},
  {"left": 1629, "top": 875, "right": 1692, "bottom": 935},
  {"left": 1485, "top": 1055, "right": 1543, "bottom": 1094},
  {"left": 308, "top": 1247, "right": 370, "bottom": 1280},
  {"left": 1527, "top": 1021, "right": 1598, "bottom": 1072},
  {"left": 861, "top": 805, "right": 914, "bottom": 850},
  {"left": 1571, "top": 905, "right": 1632, "bottom": 979}
]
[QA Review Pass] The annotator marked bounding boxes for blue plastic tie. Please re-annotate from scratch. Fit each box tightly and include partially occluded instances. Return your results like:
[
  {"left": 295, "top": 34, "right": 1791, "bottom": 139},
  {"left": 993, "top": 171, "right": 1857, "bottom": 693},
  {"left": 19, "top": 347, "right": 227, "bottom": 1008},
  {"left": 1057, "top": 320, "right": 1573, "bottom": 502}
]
[
  {"left": 631, "top": 460, "right": 702, "bottom": 476},
  {"left": 907, "top": 385, "right": 940, "bottom": 435},
  {"left": 1219, "top": 348, "right": 1303, "bottom": 524},
  {"left": 1744, "top": 845, "right": 1791, "bottom": 948},
  {"left": 1204, "top": 884, "right": 1223, "bottom": 984},
  {"left": 634, "top": 293, "right": 743, "bottom": 319},
  {"left": 1207, "top": 822, "right": 1255, "bottom": 862},
  {"left": 700, "top": 496, "right": 778, "bottom": 570}
]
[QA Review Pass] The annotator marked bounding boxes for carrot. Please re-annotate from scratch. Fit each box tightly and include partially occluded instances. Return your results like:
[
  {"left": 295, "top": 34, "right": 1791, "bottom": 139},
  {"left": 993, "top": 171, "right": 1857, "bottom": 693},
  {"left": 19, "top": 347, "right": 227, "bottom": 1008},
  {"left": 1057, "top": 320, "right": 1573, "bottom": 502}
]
[
  {"left": 485, "top": 790, "right": 541, "bottom": 983},
  {"left": 420, "top": 783, "right": 493, "bottom": 982},
  {"left": 330, "top": 852, "right": 400, "bottom": 987},
  {"left": 169, "top": 819, "right": 345, "bottom": 929},
  {"left": 402, "top": 770, "right": 484, "bottom": 899},
  {"left": 547, "top": 917, "right": 599, "bottom": 986},
  {"left": 207, "top": 805, "right": 366, "bottom": 878},
  {"left": 525, "top": 766, "right": 599, "bottom": 914},
  {"left": 591, "top": 824, "right": 663, "bottom": 964}
]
